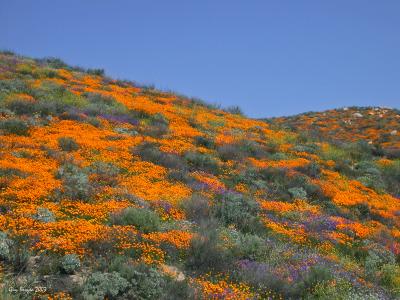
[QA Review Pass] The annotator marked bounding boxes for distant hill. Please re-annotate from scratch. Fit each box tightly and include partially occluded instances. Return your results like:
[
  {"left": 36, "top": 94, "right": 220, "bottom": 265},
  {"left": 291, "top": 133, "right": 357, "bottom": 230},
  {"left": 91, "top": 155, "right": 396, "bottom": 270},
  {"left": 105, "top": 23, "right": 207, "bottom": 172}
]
[
  {"left": 265, "top": 107, "right": 400, "bottom": 157},
  {"left": 0, "top": 51, "right": 399, "bottom": 299}
]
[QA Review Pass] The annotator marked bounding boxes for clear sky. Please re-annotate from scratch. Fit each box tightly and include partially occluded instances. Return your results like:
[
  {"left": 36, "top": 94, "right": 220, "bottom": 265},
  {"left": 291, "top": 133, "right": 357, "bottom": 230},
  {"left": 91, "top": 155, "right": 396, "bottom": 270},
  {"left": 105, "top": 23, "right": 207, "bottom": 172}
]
[{"left": 1, "top": 1, "right": 399, "bottom": 117}]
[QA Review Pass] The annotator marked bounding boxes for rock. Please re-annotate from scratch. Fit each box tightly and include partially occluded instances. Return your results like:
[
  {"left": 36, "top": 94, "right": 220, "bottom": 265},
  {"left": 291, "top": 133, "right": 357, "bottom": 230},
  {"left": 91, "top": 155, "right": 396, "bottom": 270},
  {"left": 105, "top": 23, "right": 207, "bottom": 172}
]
[
  {"left": 26, "top": 255, "right": 41, "bottom": 272},
  {"left": 343, "top": 107, "right": 349, "bottom": 111},
  {"left": 353, "top": 112, "right": 363, "bottom": 118},
  {"left": 69, "top": 274, "right": 86, "bottom": 286},
  {"left": 160, "top": 264, "right": 185, "bottom": 282},
  {"left": 390, "top": 130, "right": 398, "bottom": 136}
]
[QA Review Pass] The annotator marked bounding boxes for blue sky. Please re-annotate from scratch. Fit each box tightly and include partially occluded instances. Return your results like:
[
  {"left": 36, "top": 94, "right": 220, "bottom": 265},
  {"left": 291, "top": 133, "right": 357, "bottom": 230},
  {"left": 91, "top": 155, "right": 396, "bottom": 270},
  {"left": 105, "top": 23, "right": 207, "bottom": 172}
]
[{"left": 1, "top": 1, "right": 399, "bottom": 117}]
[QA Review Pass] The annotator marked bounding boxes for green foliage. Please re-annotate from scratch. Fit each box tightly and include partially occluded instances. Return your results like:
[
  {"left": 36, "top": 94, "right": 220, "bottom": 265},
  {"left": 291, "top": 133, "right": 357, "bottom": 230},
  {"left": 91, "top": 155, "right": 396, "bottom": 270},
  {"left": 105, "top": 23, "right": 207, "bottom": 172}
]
[
  {"left": 309, "top": 278, "right": 382, "bottom": 300},
  {"left": 293, "top": 265, "right": 333, "bottom": 298},
  {"left": 355, "top": 161, "right": 386, "bottom": 192},
  {"left": 0, "top": 232, "right": 11, "bottom": 261},
  {"left": 99, "top": 257, "right": 196, "bottom": 300},
  {"left": 288, "top": 186, "right": 307, "bottom": 200},
  {"left": 55, "top": 163, "right": 92, "bottom": 201},
  {"left": 194, "top": 135, "right": 215, "bottom": 149},
  {"left": 35, "top": 81, "right": 88, "bottom": 109},
  {"left": 380, "top": 160, "right": 400, "bottom": 197},
  {"left": 4, "top": 235, "right": 30, "bottom": 273},
  {"left": 134, "top": 142, "right": 186, "bottom": 170},
  {"left": 110, "top": 207, "right": 161, "bottom": 233},
  {"left": 232, "top": 233, "right": 268, "bottom": 261},
  {"left": 184, "top": 151, "right": 219, "bottom": 174},
  {"left": 5, "top": 98, "right": 35, "bottom": 115},
  {"left": 181, "top": 194, "right": 210, "bottom": 224},
  {"left": 0, "top": 118, "right": 30, "bottom": 135},
  {"left": 223, "top": 105, "right": 244, "bottom": 116},
  {"left": 380, "top": 264, "right": 400, "bottom": 294},
  {"left": 217, "top": 140, "right": 266, "bottom": 162},
  {"left": 142, "top": 113, "right": 170, "bottom": 138},
  {"left": 61, "top": 254, "right": 81, "bottom": 274},
  {"left": 84, "top": 92, "right": 127, "bottom": 116},
  {"left": 0, "top": 79, "right": 31, "bottom": 95},
  {"left": 115, "top": 262, "right": 166, "bottom": 300},
  {"left": 0, "top": 167, "right": 27, "bottom": 178},
  {"left": 186, "top": 223, "right": 232, "bottom": 273},
  {"left": 295, "top": 162, "right": 321, "bottom": 178},
  {"left": 58, "top": 136, "right": 79, "bottom": 152},
  {"left": 86, "top": 68, "right": 105, "bottom": 76},
  {"left": 87, "top": 161, "right": 120, "bottom": 187},
  {"left": 213, "top": 193, "right": 263, "bottom": 234},
  {"left": 82, "top": 271, "right": 130, "bottom": 300}
]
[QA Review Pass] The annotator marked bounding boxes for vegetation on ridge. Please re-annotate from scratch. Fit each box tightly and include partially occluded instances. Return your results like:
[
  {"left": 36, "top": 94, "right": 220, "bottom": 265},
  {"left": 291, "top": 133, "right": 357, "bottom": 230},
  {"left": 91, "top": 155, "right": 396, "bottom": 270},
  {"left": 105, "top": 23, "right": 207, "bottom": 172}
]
[{"left": 0, "top": 51, "right": 399, "bottom": 299}]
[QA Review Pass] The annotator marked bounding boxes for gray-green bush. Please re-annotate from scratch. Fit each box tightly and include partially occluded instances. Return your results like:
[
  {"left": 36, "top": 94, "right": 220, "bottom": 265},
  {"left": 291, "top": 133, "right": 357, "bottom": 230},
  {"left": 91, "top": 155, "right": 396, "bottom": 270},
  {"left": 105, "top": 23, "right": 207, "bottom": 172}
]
[{"left": 110, "top": 207, "right": 161, "bottom": 233}]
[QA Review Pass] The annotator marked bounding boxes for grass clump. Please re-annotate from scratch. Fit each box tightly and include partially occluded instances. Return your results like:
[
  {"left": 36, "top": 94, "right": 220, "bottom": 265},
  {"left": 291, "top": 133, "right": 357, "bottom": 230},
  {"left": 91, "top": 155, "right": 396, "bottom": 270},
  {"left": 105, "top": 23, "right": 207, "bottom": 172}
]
[
  {"left": 58, "top": 136, "right": 79, "bottom": 152},
  {"left": 110, "top": 207, "right": 161, "bottom": 233},
  {"left": 0, "top": 118, "right": 30, "bottom": 136}
]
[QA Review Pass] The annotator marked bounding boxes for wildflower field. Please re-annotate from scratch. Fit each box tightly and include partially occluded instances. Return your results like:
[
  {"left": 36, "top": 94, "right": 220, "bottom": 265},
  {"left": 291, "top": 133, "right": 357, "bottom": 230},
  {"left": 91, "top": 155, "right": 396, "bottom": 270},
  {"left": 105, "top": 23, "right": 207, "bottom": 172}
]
[{"left": 0, "top": 52, "right": 399, "bottom": 299}]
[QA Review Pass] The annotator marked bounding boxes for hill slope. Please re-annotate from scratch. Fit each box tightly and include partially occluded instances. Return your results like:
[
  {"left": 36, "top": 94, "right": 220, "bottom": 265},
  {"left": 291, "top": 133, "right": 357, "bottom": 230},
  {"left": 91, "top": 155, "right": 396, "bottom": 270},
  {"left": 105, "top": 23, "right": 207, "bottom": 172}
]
[
  {"left": 0, "top": 52, "right": 399, "bottom": 299},
  {"left": 266, "top": 107, "right": 400, "bottom": 155}
]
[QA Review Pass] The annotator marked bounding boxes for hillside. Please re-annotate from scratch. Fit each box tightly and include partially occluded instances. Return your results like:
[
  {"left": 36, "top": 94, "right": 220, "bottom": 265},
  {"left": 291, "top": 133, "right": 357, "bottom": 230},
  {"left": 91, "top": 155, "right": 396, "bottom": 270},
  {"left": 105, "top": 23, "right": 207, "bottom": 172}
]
[
  {"left": 266, "top": 107, "right": 400, "bottom": 156},
  {"left": 0, "top": 52, "right": 399, "bottom": 299}
]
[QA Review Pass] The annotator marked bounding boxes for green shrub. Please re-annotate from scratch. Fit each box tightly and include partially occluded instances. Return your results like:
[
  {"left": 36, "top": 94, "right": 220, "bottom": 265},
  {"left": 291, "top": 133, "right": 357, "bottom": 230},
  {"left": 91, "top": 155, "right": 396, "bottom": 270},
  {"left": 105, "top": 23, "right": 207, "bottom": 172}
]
[
  {"left": 5, "top": 235, "right": 30, "bottom": 273},
  {"left": 295, "top": 162, "right": 321, "bottom": 178},
  {"left": 309, "top": 278, "right": 371, "bottom": 300},
  {"left": 223, "top": 105, "right": 244, "bottom": 116},
  {"left": 36, "top": 253, "right": 62, "bottom": 276},
  {"left": 186, "top": 224, "right": 232, "bottom": 273},
  {"left": 380, "top": 264, "right": 400, "bottom": 294},
  {"left": 143, "top": 122, "right": 169, "bottom": 138},
  {"left": 55, "top": 163, "right": 92, "bottom": 201},
  {"left": 184, "top": 151, "right": 219, "bottom": 174},
  {"left": 87, "top": 68, "right": 105, "bottom": 76},
  {"left": 87, "top": 116, "right": 102, "bottom": 128},
  {"left": 61, "top": 254, "right": 81, "bottom": 274},
  {"left": 140, "top": 113, "right": 170, "bottom": 138},
  {"left": 293, "top": 265, "right": 333, "bottom": 298},
  {"left": 101, "top": 258, "right": 196, "bottom": 300},
  {"left": 0, "top": 232, "right": 11, "bottom": 261},
  {"left": 352, "top": 203, "right": 371, "bottom": 220},
  {"left": 5, "top": 98, "right": 35, "bottom": 115},
  {"left": 134, "top": 142, "right": 186, "bottom": 170},
  {"left": 0, "top": 79, "right": 30, "bottom": 94},
  {"left": 167, "top": 169, "right": 192, "bottom": 183},
  {"left": 0, "top": 118, "right": 30, "bottom": 136},
  {"left": 194, "top": 135, "right": 215, "bottom": 149},
  {"left": 232, "top": 233, "right": 268, "bottom": 261},
  {"left": 82, "top": 271, "right": 129, "bottom": 299},
  {"left": 87, "top": 161, "right": 120, "bottom": 187},
  {"left": 181, "top": 194, "right": 210, "bottom": 224},
  {"left": 0, "top": 167, "right": 27, "bottom": 178},
  {"left": 213, "top": 193, "right": 263, "bottom": 234},
  {"left": 288, "top": 187, "right": 307, "bottom": 200},
  {"left": 38, "top": 57, "right": 69, "bottom": 69},
  {"left": 235, "top": 260, "right": 287, "bottom": 296},
  {"left": 110, "top": 207, "right": 161, "bottom": 233},
  {"left": 217, "top": 140, "right": 266, "bottom": 162},
  {"left": 380, "top": 160, "right": 400, "bottom": 197},
  {"left": 217, "top": 143, "right": 245, "bottom": 161},
  {"left": 35, "top": 81, "right": 88, "bottom": 109},
  {"left": 116, "top": 262, "right": 166, "bottom": 300},
  {"left": 58, "top": 136, "right": 79, "bottom": 152},
  {"left": 84, "top": 92, "right": 127, "bottom": 116}
]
